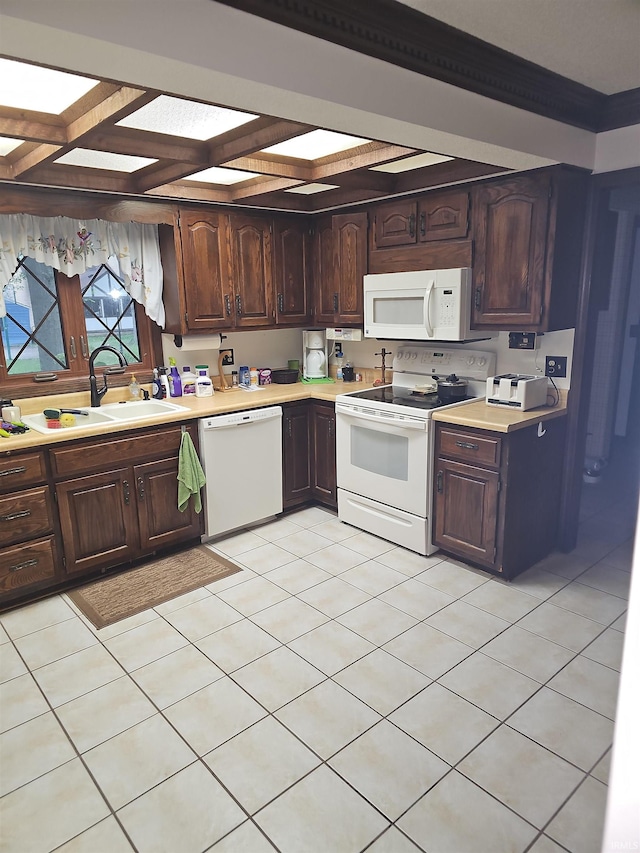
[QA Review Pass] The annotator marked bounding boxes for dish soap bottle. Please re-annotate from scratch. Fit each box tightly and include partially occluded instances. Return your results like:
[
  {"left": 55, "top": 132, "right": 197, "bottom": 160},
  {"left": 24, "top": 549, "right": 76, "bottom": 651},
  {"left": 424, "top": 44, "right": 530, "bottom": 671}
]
[
  {"left": 168, "top": 357, "right": 182, "bottom": 397},
  {"left": 128, "top": 373, "right": 140, "bottom": 400},
  {"left": 158, "top": 367, "right": 170, "bottom": 399},
  {"left": 152, "top": 367, "right": 163, "bottom": 399}
]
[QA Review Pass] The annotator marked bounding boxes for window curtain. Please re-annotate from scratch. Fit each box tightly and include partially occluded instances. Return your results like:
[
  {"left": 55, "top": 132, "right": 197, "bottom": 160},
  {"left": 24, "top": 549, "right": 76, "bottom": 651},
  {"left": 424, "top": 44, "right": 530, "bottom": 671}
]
[{"left": 0, "top": 214, "right": 165, "bottom": 327}]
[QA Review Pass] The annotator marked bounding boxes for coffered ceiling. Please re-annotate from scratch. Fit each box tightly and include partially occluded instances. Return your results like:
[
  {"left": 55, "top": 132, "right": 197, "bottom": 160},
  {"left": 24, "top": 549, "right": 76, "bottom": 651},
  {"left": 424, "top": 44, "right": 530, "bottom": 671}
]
[{"left": 0, "top": 57, "right": 503, "bottom": 213}]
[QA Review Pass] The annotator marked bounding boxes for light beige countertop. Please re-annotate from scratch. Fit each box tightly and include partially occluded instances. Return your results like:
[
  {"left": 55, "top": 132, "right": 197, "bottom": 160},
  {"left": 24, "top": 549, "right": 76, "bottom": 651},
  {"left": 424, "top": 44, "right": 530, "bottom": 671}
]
[
  {"left": 2, "top": 380, "right": 370, "bottom": 452},
  {"left": 431, "top": 389, "right": 568, "bottom": 433}
]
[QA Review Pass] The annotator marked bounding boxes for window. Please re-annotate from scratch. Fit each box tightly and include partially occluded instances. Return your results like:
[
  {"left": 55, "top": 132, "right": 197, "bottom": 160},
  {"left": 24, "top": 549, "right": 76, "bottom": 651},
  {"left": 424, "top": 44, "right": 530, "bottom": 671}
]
[{"left": 0, "top": 256, "right": 159, "bottom": 395}]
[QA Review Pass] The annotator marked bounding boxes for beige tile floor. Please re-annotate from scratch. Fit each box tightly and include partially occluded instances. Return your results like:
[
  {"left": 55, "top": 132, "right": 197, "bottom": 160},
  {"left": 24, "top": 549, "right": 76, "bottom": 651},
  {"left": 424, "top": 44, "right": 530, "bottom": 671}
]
[{"left": 0, "top": 465, "right": 635, "bottom": 853}]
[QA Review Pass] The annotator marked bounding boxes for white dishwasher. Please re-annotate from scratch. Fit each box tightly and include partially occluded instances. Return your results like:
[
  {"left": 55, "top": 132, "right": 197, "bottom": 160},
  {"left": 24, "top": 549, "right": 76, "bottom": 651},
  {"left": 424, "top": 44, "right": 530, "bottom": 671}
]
[{"left": 198, "top": 406, "right": 283, "bottom": 539}]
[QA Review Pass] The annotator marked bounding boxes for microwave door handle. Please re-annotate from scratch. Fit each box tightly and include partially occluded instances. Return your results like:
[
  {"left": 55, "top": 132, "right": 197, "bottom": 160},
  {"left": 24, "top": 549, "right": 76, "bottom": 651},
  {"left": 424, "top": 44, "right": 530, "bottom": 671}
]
[{"left": 424, "top": 279, "right": 434, "bottom": 337}]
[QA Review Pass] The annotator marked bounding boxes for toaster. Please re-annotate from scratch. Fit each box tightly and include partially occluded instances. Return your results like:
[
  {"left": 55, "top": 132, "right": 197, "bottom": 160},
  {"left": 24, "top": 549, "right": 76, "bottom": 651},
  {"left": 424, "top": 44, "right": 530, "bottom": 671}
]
[{"left": 486, "top": 374, "right": 549, "bottom": 411}]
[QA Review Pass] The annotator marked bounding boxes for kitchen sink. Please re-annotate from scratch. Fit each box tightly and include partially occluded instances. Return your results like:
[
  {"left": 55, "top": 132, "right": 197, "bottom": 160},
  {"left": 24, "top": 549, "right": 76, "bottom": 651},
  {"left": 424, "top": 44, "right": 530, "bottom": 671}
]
[
  {"left": 100, "top": 399, "right": 189, "bottom": 421},
  {"left": 22, "top": 399, "right": 189, "bottom": 434},
  {"left": 21, "top": 409, "right": 117, "bottom": 434}
]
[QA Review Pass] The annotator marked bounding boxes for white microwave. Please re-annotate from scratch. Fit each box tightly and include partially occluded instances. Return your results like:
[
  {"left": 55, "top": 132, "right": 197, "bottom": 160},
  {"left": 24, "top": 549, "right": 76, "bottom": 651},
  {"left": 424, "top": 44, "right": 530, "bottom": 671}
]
[{"left": 364, "top": 268, "right": 493, "bottom": 341}]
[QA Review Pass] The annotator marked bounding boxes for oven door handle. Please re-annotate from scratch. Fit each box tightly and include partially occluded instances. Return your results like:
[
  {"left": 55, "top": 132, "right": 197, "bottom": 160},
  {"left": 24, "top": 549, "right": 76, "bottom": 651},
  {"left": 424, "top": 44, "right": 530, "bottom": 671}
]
[
  {"left": 424, "top": 278, "right": 434, "bottom": 338},
  {"left": 336, "top": 406, "right": 427, "bottom": 430}
]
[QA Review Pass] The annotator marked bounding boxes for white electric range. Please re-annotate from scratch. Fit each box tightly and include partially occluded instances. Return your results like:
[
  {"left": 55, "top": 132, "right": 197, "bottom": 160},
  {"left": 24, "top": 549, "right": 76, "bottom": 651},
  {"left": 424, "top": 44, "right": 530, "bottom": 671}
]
[{"left": 335, "top": 344, "right": 496, "bottom": 555}]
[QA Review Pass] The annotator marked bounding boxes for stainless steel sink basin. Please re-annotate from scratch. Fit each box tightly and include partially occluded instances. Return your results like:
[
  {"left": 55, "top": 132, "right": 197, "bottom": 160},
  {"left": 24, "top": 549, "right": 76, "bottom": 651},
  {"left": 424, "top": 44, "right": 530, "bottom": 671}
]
[
  {"left": 100, "top": 399, "right": 189, "bottom": 421},
  {"left": 22, "top": 409, "right": 117, "bottom": 435}
]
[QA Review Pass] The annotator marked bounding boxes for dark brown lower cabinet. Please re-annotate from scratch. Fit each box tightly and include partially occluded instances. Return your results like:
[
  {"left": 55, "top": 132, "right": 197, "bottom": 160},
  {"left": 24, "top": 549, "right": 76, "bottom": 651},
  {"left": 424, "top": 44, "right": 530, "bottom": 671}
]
[
  {"left": 433, "top": 418, "right": 566, "bottom": 579},
  {"left": 282, "top": 401, "right": 336, "bottom": 510},
  {"left": 311, "top": 401, "right": 337, "bottom": 508},
  {"left": 53, "top": 424, "right": 202, "bottom": 577}
]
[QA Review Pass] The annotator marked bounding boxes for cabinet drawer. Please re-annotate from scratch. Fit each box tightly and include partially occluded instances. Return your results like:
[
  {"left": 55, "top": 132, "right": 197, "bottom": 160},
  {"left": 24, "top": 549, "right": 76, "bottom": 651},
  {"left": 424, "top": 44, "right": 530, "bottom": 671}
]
[
  {"left": 0, "top": 452, "right": 47, "bottom": 492},
  {"left": 438, "top": 428, "right": 501, "bottom": 467},
  {"left": 50, "top": 425, "right": 191, "bottom": 478},
  {"left": 0, "top": 486, "right": 54, "bottom": 547},
  {"left": 0, "top": 536, "right": 58, "bottom": 595}
]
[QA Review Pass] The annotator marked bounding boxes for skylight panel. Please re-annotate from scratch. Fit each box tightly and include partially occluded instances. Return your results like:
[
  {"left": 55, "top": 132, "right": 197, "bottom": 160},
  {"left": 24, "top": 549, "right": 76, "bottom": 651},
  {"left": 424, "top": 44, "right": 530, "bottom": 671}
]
[
  {"left": 182, "top": 166, "right": 261, "bottom": 184},
  {"left": 371, "top": 152, "right": 454, "bottom": 173},
  {"left": 0, "top": 59, "right": 99, "bottom": 115},
  {"left": 55, "top": 149, "right": 157, "bottom": 172},
  {"left": 285, "top": 183, "right": 340, "bottom": 194},
  {"left": 262, "top": 130, "right": 369, "bottom": 160},
  {"left": 117, "top": 95, "right": 257, "bottom": 140},
  {"left": 0, "top": 137, "right": 23, "bottom": 156}
]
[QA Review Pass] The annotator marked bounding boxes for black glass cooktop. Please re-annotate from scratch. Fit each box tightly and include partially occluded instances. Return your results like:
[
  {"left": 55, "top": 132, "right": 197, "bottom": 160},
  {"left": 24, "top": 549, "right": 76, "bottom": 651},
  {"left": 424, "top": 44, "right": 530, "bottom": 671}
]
[{"left": 344, "top": 386, "right": 475, "bottom": 410}]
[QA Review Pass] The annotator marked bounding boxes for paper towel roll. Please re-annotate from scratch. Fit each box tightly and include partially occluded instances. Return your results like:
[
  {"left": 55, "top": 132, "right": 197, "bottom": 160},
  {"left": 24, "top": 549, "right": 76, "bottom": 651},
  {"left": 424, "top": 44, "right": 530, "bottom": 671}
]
[{"left": 173, "top": 333, "right": 222, "bottom": 351}]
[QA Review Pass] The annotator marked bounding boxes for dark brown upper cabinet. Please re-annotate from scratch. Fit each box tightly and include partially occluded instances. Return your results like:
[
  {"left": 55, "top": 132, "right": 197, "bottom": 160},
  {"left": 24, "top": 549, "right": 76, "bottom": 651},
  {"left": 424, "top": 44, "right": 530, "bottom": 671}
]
[
  {"left": 273, "top": 217, "right": 312, "bottom": 326},
  {"left": 372, "top": 191, "right": 469, "bottom": 249},
  {"left": 471, "top": 168, "right": 588, "bottom": 331},
  {"left": 228, "top": 213, "right": 275, "bottom": 328},
  {"left": 313, "top": 211, "right": 368, "bottom": 326}
]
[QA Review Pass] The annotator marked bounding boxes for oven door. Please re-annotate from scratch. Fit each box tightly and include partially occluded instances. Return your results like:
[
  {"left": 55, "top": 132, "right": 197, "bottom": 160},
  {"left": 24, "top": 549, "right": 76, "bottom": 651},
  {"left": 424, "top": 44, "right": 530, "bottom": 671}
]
[{"left": 336, "top": 402, "right": 430, "bottom": 516}]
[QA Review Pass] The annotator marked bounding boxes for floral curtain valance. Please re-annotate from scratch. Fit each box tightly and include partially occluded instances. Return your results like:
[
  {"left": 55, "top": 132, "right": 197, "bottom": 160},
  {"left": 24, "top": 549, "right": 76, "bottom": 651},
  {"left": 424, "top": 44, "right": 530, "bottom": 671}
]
[{"left": 0, "top": 214, "right": 165, "bottom": 327}]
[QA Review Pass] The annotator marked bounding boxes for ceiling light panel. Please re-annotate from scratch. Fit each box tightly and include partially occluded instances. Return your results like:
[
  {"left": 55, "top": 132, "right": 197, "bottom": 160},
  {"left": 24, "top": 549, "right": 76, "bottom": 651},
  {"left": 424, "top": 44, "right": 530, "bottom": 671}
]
[
  {"left": 285, "top": 183, "right": 340, "bottom": 194},
  {"left": 262, "top": 129, "right": 370, "bottom": 160},
  {"left": 371, "top": 152, "right": 454, "bottom": 173},
  {"left": 117, "top": 95, "right": 257, "bottom": 140},
  {"left": 0, "top": 59, "right": 99, "bottom": 115},
  {"left": 55, "top": 149, "right": 157, "bottom": 172},
  {"left": 182, "top": 166, "right": 261, "bottom": 184},
  {"left": 0, "top": 137, "right": 23, "bottom": 156}
]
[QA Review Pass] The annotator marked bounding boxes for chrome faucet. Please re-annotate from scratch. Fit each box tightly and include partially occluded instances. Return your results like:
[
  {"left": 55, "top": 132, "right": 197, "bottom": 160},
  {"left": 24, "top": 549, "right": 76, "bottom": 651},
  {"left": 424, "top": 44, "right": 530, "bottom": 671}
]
[{"left": 88, "top": 346, "right": 128, "bottom": 407}]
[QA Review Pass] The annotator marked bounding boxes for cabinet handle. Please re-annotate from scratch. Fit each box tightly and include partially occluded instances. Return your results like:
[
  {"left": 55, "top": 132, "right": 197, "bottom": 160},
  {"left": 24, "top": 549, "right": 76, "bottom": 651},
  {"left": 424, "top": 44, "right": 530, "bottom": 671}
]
[
  {"left": 80, "top": 335, "right": 89, "bottom": 359},
  {"left": 474, "top": 287, "right": 482, "bottom": 310},
  {"left": 69, "top": 336, "right": 77, "bottom": 359},
  {"left": 0, "top": 466, "right": 26, "bottom": 477},
  {"left": 225, "top": 294, "right": 231, "bottom": 317},
  {"left": 409, "top": 212, "right": 416, "bottom": 238},
  {"left": 235, "top": 294, "right": 242, "bottom": 316},
  {"left": 287, "top": 418, "right": 292, "bottom": 438},
  {"left": 9, "top": 559, "right": 38, "bottom": 573},
  {"left": 455, "top": 440, "right": 479, "bottom": 450},
  {"left": 278, "top": 292, "right": 284, "bottom": 312},
  {"left": 123, "top": 480, "right": 130, "bottom": 505},
  {"left": 0, "top": 510, "right": 31, "bottom": 522},
  {"left": 419, "top": 211, "right": 426, "bottom": 237},
  {"left": 328, "top": 419, "right": 333, "bottom": 438},
  {"left": 333, "top": 293, "right": 339, "bottom": 312},
  {"left": 137, "top": 476, "right": 145, "bottom": 500},
  {"left": 437, "top": 471, "right": 443, "bottom": 493}
]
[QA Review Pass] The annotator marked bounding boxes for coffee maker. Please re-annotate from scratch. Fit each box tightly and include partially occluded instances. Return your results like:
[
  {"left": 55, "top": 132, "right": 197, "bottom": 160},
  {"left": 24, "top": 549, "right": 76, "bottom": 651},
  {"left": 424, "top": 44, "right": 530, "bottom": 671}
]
[{"left": 302, "top": 330, "right": 328, "bottom": 379}]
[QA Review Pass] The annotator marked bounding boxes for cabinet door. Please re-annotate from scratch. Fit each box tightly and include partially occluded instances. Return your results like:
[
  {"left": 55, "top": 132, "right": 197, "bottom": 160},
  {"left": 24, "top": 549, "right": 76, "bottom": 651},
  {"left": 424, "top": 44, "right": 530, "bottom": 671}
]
[
  {"left": 311, "top": 403, "right": 336, "bottom": 508},
  {"left": 135, "top": 457, "right": 202, "bottom": 552},
  {"left": 373, "top": 200, "right": 417, "bottom": 248},
  {"left": 273, "top": 217, "right": 312, "bottom": 326},
  {"left": 334, "top": 211, "right": 368, "bottom": 324},
  {"left": 57, "top": 468, "right": 139, "bottom": 575},
  {"left": 433, "top": 459, "right": 500, "bottom": 568},
  {"left": 179, "top": 211, "right": 232, "bottom": 330},
  {"left": 282, "top": 404, "right": 312, "bottom": 508},
  {"left": 472, "top": 175, "right": 550, "bottom": 328},
  {"left": 418, "top": 191, "right": 469, "bottom": 242},
  {"left": 312, "top": 215, "right": 337, "bottom": 325},
  {"left": 229, "top": 214, "right": 274, "bottom": 327}
]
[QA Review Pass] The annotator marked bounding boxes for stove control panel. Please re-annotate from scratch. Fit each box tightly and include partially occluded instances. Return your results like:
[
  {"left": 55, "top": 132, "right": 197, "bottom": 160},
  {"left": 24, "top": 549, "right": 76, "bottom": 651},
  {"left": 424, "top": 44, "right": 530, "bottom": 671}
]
[{"left": 393, "top": 345, "right": 496, "bottom": 380}]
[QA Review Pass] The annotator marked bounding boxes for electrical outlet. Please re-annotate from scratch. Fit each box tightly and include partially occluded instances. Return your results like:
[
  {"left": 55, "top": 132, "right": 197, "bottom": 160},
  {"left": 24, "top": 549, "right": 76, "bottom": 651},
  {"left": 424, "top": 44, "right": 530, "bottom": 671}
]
[
  {"left": 545, "top": 356, "right": 567, "bottom": 378},
  {"left": 222, "top": 350, "right": 234, "bottom": 366}
]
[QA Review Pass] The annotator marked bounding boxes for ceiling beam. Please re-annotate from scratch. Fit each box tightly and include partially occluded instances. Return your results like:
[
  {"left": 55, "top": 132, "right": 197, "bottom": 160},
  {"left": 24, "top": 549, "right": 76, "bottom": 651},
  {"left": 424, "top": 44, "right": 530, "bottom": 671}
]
[
  {"left": 311, "top": 143, "right": 416, "bottom": 178},
  {"left": 0, "top": 108, "right": 67, "bottom": 144},
  {"left": 230, "top": 176, "right": 305, "bottom": 199},
  {"left": 220, "top": 155, "right": 312, "bottom": 180},
  {"left": 84, "top": 126, "right": 209, "bottom": 164},
  {"left": 209, "top": 117, "right": 312, "bottom": 164}
]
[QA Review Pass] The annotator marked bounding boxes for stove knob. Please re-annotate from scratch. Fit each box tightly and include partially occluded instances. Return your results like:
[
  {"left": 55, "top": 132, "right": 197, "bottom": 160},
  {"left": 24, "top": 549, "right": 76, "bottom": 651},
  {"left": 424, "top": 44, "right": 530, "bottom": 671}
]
[
  {"left": 467, "top": 356, "right": 476, "bottom": 365},
  {"left": 411, "top": 352, "right": 417, "bottom": 360},
  {"left": 478, "top": 357, "right": 487, "bottom": 366}
]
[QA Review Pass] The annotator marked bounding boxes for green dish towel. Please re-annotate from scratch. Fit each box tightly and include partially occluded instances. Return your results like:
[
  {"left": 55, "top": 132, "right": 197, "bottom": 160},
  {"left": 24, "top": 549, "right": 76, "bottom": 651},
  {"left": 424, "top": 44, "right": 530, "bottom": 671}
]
[{"left": 177, "top": 430, "right": 206, "bottom": 513}]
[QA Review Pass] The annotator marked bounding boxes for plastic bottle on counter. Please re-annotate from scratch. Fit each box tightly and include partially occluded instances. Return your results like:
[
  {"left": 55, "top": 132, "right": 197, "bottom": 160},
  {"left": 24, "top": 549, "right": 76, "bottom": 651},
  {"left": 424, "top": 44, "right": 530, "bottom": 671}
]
[
  {"left": 152, "top": 368, "right": 163, "bottom": 399},
  {"left": 181, "top": 365, "right": 197, "bottom": 395},
  {"left": 231, "top": 370, "right": 239, "bottom": 387},
  {"left": 195, "top": 365, "right": 214, "bottom": 397},
  {"left": 335, "top": 346, "right": 344, "bottom": 381},
  {"left": 168, "top": 357, "right": 182, "bottom": 397},
  {"left": 158, "top": 367, "right": 170, "bottom": 399}
]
